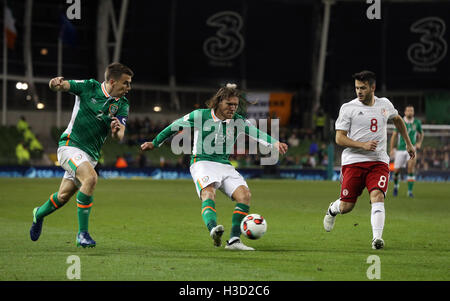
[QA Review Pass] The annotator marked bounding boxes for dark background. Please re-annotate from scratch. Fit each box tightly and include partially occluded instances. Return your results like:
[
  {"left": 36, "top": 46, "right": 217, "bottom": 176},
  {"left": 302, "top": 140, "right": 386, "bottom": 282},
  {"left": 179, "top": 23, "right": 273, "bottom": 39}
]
[{"left": 2, "top": 0, "right": 450, "bottom": 115}]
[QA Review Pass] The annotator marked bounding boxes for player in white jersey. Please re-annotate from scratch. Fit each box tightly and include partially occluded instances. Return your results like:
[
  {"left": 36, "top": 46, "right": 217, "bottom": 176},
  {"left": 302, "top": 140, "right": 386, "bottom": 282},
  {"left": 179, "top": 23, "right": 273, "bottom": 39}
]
[{"left": 323, "top": 71, "right": 415, "bottom": 249}]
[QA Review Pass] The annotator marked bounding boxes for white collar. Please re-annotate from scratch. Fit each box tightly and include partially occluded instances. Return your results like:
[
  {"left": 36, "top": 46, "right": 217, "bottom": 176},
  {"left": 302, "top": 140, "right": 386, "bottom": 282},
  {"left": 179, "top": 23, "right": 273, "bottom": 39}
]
[
  {"left": 211, "top": 109, "right": 232, "bottom": 123},
  {"left": 404, "top": 116, "right": 414, "bottom": 123},
  {"left": 102, "top": 82, "right": 119, "bottom": 100}
]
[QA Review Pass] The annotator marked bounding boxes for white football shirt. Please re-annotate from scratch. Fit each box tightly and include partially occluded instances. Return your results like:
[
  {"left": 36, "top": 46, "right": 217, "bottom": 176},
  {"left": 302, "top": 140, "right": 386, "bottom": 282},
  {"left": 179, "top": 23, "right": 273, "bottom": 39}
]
[{"left": 335, "top": 96, "right": 398, "bottom": 165}]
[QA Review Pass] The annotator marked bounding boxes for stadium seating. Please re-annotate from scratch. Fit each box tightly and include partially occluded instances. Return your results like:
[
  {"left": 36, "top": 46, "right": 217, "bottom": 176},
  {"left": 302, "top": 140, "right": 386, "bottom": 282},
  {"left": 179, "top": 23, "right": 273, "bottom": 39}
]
[
  {"left": 0, "top": 126, "right": 22, "bottom": 165},
  {"left": 2, "top": 125, "right": 447, "bottom": 171}
]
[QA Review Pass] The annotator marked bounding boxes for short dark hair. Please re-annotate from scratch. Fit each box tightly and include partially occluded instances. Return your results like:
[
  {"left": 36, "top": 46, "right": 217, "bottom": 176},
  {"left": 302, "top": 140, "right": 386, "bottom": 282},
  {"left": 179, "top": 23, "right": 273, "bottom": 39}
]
[
  {"left": 105, "top": 62, "right": 134, "bottom": 81},
  {"left": 352, "top": 70, "right": 376, "bottom": 86}
]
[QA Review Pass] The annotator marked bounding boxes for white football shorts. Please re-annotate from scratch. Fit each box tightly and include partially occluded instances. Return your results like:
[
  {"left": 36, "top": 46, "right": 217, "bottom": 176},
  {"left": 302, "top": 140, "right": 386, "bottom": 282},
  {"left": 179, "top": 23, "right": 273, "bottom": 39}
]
[
  {"left": 57, "top": 146, "right": 97, "bottom": 188},
  {"left": 189, "top": 160, "right": 248, "bottom": 200},
  {"left": 393, "top": 150, "right": 410, "bottom": 169}
]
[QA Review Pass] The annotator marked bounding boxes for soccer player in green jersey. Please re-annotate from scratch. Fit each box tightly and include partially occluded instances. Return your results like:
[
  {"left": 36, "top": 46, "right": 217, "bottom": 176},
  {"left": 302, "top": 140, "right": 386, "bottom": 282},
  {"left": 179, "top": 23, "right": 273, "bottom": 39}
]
[
  {"left": 30, "top": 63, "right": 134, "bottom": 247},
  {"left": 141, "top": 84, "right": 288, "bottom": 250},
  {"left": 390, "top": 105, "right": 424, "bottom": 198}
]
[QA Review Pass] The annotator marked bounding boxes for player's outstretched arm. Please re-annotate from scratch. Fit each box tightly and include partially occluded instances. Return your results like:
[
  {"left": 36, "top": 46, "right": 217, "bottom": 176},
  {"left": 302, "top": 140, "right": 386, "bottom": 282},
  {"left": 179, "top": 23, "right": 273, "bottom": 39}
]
[
  {"left": 392, "top": 115, "right": 415, "bottom": 159},
  {"left": 139, "top": 119, "right": 184, "bottom": 151},
  {"left": 274, "top": 141, "right": 288, "bottom": 155},
  {"left": 140, "top": 122, "right": 179, "bottom": 152},
  {"left": 49, "top": 77, "right": 70, "bottom": 92},
  {"left": 140, "top": 141, "right": 154, "bottom": 151},
  {"left": 141, "top": 111, "right": 196, "bottom": 151},
  {"left": 336, "top": 130, "right": 378, "bottom": 151},
  {"left": 244, "top": 121, "right": 288, "bottom": 155}
]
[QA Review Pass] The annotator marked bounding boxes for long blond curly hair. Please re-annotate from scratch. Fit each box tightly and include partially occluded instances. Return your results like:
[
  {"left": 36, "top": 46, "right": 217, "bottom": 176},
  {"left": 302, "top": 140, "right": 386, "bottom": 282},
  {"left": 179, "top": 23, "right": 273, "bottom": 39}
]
[{"left": 205, "top": 83, "right": 251, "bottom": 117}]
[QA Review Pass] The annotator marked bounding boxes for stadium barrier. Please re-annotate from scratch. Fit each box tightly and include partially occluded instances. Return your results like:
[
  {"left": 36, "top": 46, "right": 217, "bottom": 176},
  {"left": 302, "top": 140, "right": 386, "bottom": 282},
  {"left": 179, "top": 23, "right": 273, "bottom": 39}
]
[{"left": 0, "top": 166, "right": 449, "bottom": 182}]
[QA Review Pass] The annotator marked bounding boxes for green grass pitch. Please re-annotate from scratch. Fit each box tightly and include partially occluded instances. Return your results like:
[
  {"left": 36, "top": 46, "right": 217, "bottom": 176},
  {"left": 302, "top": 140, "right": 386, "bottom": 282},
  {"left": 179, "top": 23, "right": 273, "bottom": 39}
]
[{"left": 0, "top": 178, "right": 448, "bottom": 281}]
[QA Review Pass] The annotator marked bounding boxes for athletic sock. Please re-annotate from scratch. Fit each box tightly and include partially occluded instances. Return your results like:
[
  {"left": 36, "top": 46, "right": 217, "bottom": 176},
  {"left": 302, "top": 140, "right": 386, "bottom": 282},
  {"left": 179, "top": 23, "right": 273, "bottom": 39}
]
[
  {"left": 371, "top": 202, "right": 385, "bottom": 240},
  {"left": 393, "top": 172, "right": 400, "bottom": 189},
  {"left": 201, "top": 199, "right": 217, "bottom": 232},
  {"left": 230, "top": 203, "right": 250, "bottom": 239},
  {"left": 35, "top": 192, "right": 62, "bottom": 220},
  {"left": 407, "top": 173, "right": 415, "bottom": 193},
  {"left": 329, "top": 199, "right": 341, "bottom": 216},
  {"left": 76, "top": 191, "right": 93, "bottom": 233}
]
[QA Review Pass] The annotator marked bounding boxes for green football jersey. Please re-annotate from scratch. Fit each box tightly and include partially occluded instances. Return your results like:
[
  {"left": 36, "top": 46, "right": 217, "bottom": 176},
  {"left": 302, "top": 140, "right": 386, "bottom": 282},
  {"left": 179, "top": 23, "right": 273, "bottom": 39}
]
[
  {"left": 394, "top": 117, "right": 422, "bottom": 150},
  {"left": 152, "top": 108, "right": 277, "bottom": 165},
  {"left": 58, "top": 79, "right": 129, "bottom": 161}
]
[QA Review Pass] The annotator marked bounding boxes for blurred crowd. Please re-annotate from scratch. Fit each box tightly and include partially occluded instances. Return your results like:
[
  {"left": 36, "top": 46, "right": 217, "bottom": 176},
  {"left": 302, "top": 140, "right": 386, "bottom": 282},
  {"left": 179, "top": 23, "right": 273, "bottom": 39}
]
[
  {"left": 7, "top": 116, "right": 448, "bottom": 172},
  {"left": 15, "top": 116, "right": 44, "bottom": 165},
  {"left": 125, "top": 117, "right": 172, "bottom": 146},
  {"left": 120, "top": 117, "right": 450, "bottom": 171},
  {"left": 113, "top": 152, "right": 192, "bottom": 169},
  {"left": 416, "top": 145, "right": 450, "bottom": 171}
]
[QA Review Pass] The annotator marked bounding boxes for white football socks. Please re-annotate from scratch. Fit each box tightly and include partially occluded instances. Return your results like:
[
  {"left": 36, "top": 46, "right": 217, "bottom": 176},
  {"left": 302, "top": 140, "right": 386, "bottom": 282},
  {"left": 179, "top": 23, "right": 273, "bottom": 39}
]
[
  {"left": 371, "top": 202, "right": 385, "bottom": 240},
  {"left": 330, "top": 199, "right": 341, "bottom": 215}
]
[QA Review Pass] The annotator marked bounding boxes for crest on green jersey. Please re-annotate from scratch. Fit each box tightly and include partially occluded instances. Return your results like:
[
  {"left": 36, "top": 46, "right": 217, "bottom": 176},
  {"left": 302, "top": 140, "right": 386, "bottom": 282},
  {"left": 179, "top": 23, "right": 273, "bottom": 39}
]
[{"left": 108, "top": 104, "right": 119, "bottom": 117}]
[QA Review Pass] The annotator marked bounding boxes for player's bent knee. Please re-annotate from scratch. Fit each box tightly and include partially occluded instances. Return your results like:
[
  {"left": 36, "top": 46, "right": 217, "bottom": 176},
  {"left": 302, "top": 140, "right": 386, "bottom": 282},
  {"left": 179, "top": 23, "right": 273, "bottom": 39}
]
[
  {"left": 369, "top": 189, "right": 385, "bottom": 203},
  {"left": 57, "top": 193, "right": 71, "bottom": 204},
  {"left": 57, "top": 179, "right": 79, "bottom": 204},
  {"left": 340, "top": 199, "right": 356, "bottom": 214},
  {"left": 200, "top": 187, "right": 215, "bottom": 201},
  {"left": 236, "top": 191, "right": 251, "bottom": 205},
  {"left": 243, "top": 190, "right": 251, "bottom": 202},
  {"left": 341, "top": 206, "right": 354, "bottom": 214},
  {"left": 81, "top": 174, "right": 98, "bottom": 189},
  {"left": 233, "top": 186, "right": 251, "bottom": 205}
]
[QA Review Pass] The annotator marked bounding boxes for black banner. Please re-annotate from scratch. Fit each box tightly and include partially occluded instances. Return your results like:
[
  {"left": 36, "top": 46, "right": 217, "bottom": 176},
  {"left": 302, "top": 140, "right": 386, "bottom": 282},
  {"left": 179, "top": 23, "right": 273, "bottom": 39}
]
[
  {"left": 386, "top": 3, "right": 450, "bottom": 89},
  {"left": 174, "top": 0, "right": 313, "bottom": 89},
  {"left": 14, "top": 1, "right": 450, "bottom": 91},
  {"left": 325, "top": 1, "right": 450, "bottom": 90}
]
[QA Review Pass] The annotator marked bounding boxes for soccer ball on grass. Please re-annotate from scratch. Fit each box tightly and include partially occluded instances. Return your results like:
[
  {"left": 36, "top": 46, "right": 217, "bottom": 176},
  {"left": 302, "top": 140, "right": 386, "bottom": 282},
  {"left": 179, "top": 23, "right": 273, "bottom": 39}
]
[{"left": 240, "top": 214, "right": 267, "bottom": 240}]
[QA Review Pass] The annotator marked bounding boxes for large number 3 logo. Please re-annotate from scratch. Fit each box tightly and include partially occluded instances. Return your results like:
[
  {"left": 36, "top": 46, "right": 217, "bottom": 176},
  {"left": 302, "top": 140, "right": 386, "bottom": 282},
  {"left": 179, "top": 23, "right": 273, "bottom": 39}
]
[
  {"left": 407, "top": 17, "right": 447, "bottom": 67},
  {"left": 203, "top": 11, "right": 245, "bottom": 61}
]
